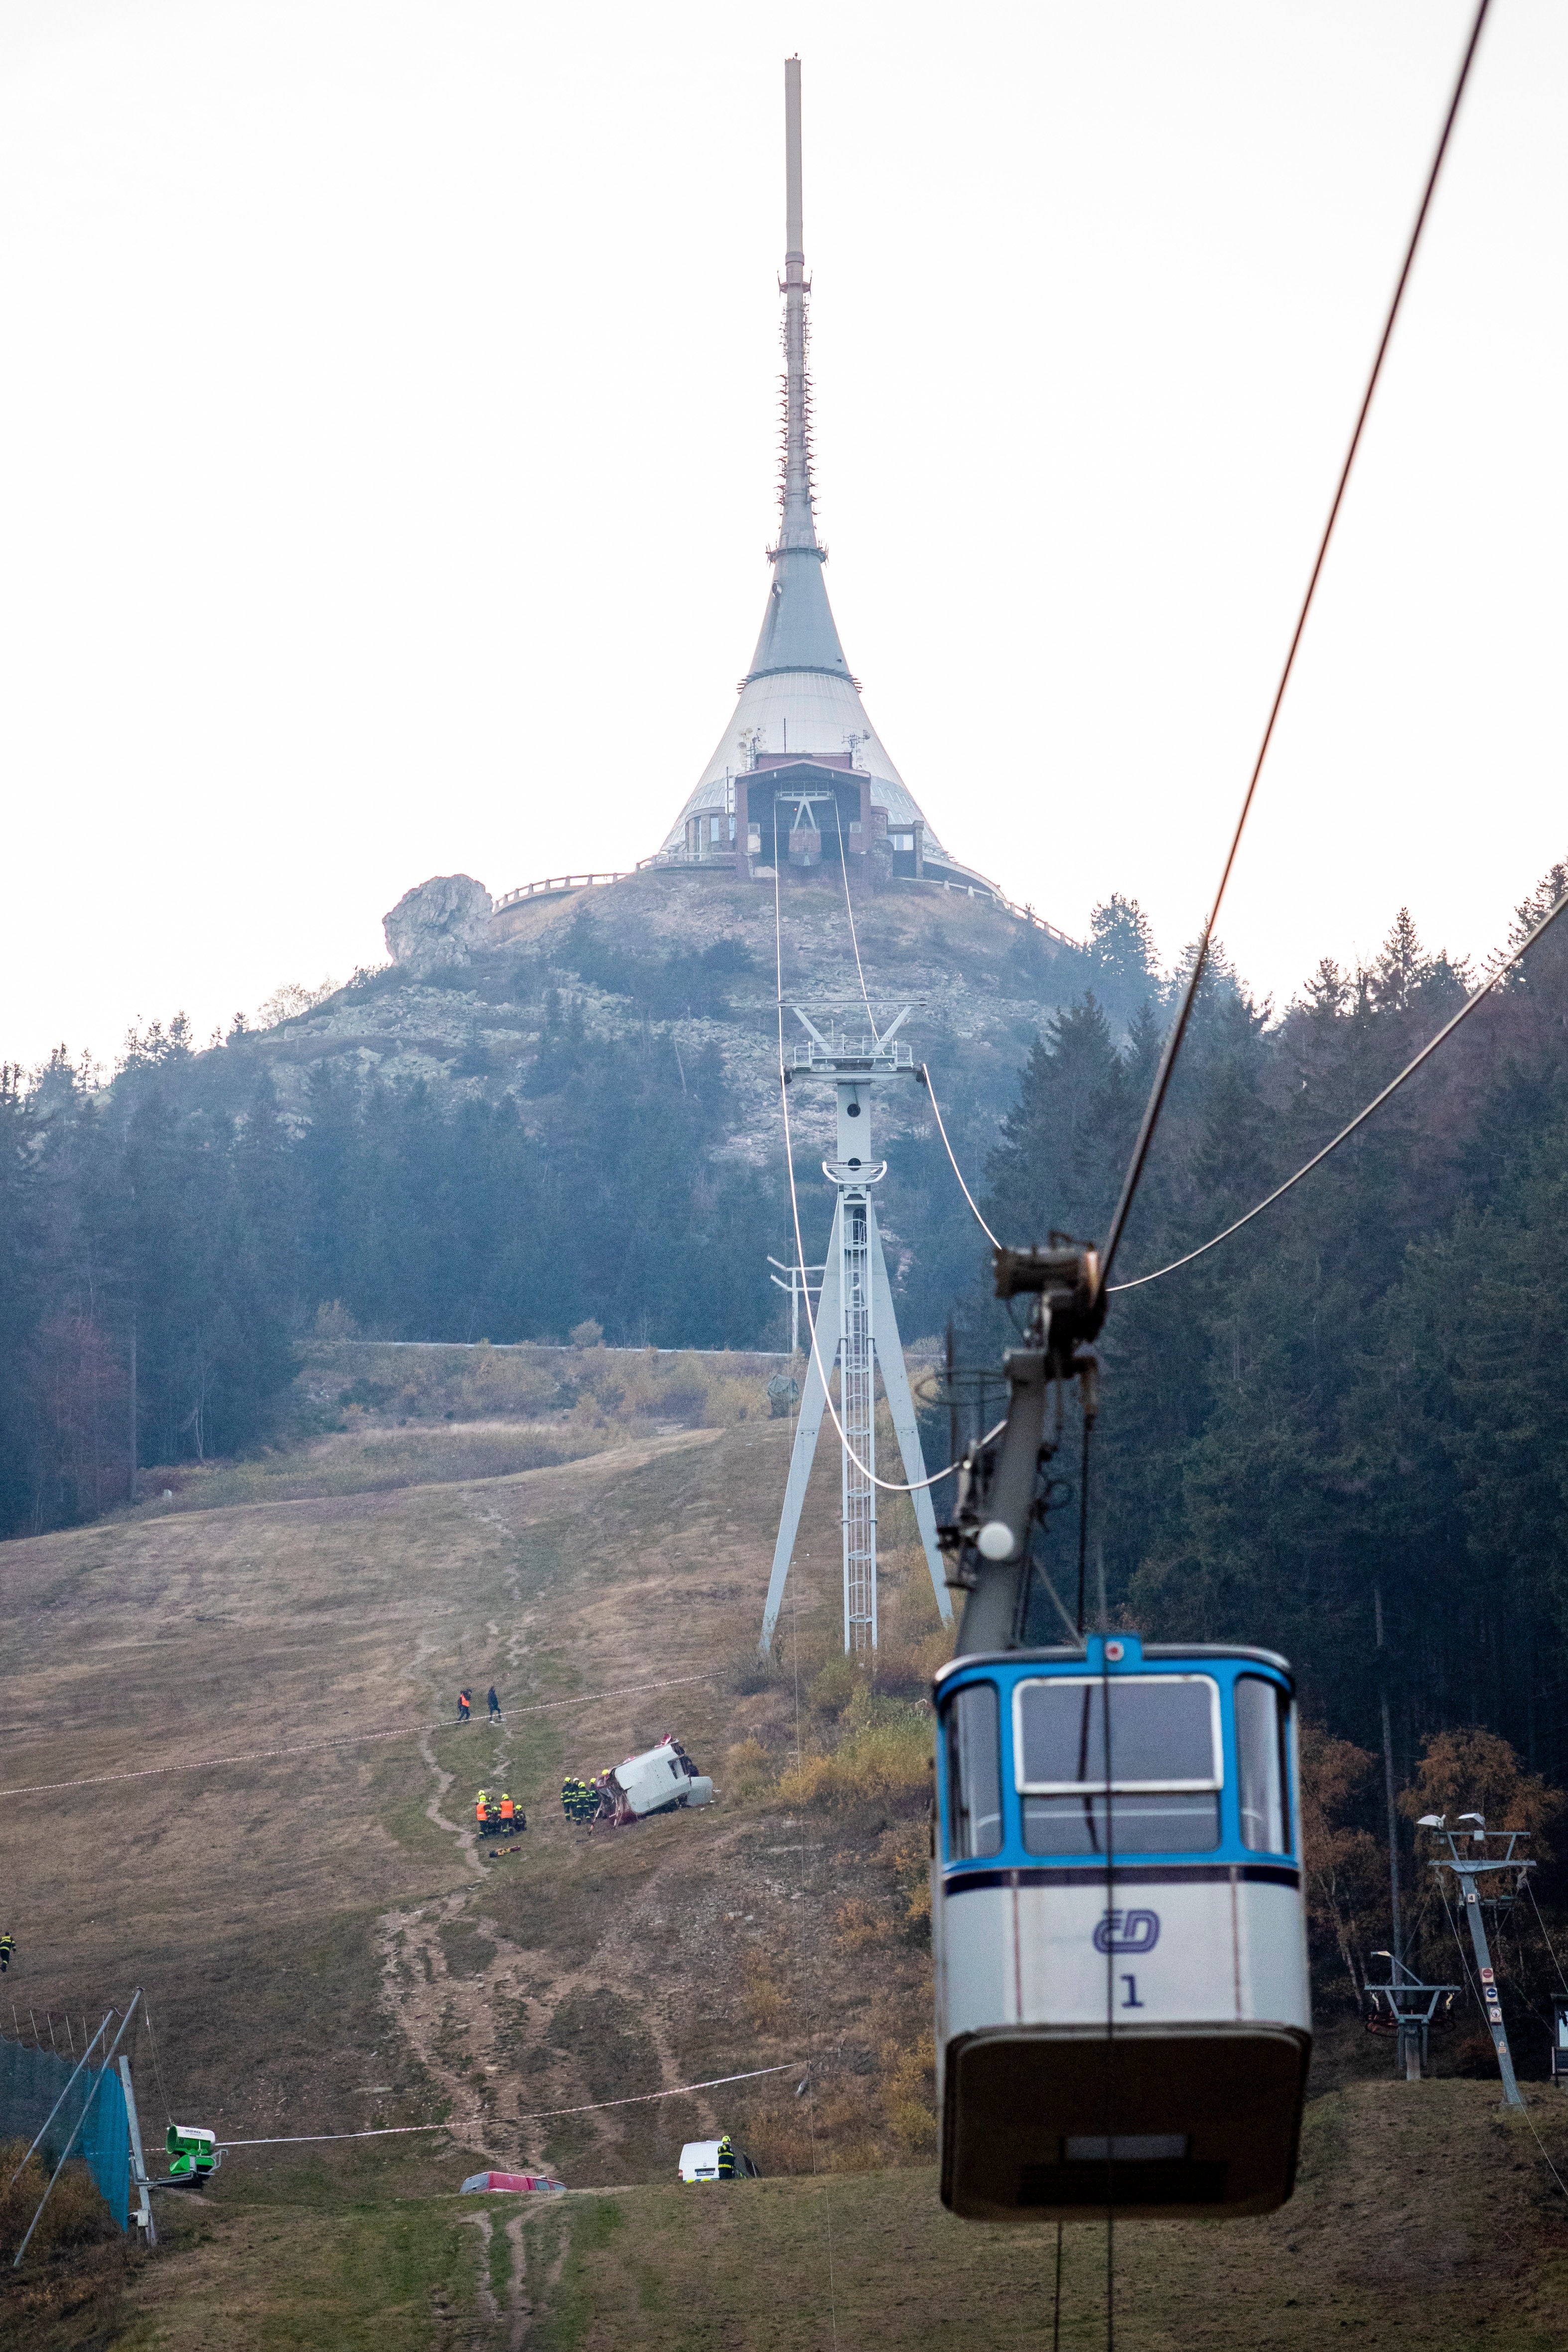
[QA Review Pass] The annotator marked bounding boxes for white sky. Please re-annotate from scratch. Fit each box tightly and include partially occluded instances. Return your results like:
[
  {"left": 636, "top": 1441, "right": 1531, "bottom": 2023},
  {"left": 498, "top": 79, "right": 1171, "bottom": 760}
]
[{"left": 1, "top": 0, "right": 1564, "bottom": 1071}]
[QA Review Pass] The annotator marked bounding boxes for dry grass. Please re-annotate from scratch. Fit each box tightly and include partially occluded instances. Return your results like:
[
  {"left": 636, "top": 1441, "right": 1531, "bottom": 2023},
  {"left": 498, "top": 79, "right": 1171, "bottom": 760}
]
[
  {"left": 302, "top": 1335, "right": 785, "bottom": 1437},
  {"left": 0, "top": 2141, "right": 135, "bottom": 2352},
  {"left": 503, "top": 2083, "right": 1568, "bottom": 2349},
  {"left": 6, "top": 1391, "right": 1561, "bottom": 2346}
]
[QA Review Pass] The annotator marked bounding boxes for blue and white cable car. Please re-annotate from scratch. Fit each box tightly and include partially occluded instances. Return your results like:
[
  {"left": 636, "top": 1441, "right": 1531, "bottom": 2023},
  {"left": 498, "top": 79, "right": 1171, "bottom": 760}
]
[{"left": 932, "top": 1632, "right": 1310, "bottom": 2220}]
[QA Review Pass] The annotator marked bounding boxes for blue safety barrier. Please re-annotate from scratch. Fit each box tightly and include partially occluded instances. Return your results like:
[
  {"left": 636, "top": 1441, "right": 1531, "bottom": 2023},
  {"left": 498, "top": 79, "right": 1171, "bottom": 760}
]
[{"left": 0, "top": 2031, "right": 130, "bottom": 2229}]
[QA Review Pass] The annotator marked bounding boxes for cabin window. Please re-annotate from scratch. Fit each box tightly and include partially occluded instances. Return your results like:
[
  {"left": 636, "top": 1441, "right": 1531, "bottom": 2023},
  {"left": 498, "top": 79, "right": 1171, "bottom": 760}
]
[
  {"left": 1020, "top": 1792, "right": 1220, "bottom": 1854},
  {"left": 1015, "top": 1677, "right": 1220, "bottom": 1788},
  {"left": 1014, "top": 1677, "right": 1222, "bottom": 1855},
  {"left": 943, "top": 1682, "right": 1002, "bottom": 1859},
  {"left": 1235, "top": 1676, "right": 1292, "bottom": 1854}
]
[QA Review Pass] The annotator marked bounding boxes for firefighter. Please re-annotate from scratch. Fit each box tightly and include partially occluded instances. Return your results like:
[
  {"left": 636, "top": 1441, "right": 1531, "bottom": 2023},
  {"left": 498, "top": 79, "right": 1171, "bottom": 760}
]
[
  {"left": 717, "top": 2135, "right": 736, "bottom": 2180},
  {"left": 0, "top": 1933, "right": 15, "bottom": 1974},
  {"left": 457, "top": 1688, "right": 472, "bottom": 1724},
  {"left": 498, "top": 1792, "right": 516, "bottom": 1828},
  {"left": 476, "top": 1788, "right": 491, "bottom": 1831}
]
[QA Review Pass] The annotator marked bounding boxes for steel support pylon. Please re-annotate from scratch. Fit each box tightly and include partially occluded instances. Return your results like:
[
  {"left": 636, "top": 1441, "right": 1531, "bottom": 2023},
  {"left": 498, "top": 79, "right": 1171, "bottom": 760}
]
[
  {"left": 840, "top": 1190, "right": 875, "bottom": 1649},
  {"left": 761, "top": 1009, "right": 952, "bottom": 1656}
]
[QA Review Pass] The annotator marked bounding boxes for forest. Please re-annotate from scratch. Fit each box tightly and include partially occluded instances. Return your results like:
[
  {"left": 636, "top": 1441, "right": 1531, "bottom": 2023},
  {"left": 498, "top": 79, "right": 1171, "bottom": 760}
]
[{"left": 3, "top": 864, "right": 1568, "bottom": 1807}]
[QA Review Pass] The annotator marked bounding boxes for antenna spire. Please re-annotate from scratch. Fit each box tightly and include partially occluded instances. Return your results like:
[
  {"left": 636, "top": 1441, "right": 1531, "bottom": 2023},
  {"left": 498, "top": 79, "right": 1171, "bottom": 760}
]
[{"left": 778, "top": 57, "right": 817, "bottom": 553}]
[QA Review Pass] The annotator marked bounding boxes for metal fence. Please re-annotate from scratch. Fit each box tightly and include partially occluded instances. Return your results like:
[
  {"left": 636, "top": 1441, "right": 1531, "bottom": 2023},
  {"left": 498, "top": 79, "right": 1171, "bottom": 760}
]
[{"left": 0, "top": 2031, "right": 130, "bottom": 2228}]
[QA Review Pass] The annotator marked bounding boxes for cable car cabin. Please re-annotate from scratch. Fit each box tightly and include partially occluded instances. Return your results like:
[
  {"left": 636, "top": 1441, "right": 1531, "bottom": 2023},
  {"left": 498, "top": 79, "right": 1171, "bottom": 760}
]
[{"left": 933, "top": 1633, "right": 1310, "bottom": 2222}]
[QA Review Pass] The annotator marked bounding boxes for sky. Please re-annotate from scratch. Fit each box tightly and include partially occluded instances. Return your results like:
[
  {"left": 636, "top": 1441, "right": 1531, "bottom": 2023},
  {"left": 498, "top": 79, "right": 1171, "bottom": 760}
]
[{"left": 1, "top": 0, "right": 1564, "bottom": 1073}]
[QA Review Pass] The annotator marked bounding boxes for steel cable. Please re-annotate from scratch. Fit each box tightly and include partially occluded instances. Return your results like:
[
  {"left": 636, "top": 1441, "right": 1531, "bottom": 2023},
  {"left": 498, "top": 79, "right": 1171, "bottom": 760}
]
[
  {"left": 773, "top": 853, "right": 1004, "bottom": 1494},
  {"left": 1109, "top": 881, "right": 1568, "bottom": 1294},
  {"left": 1096, "top": 0, "right": 1493, "bottom": 1297},
  {"left": 922, "top": 1065, "right": 1001, "bottom": 1249},
  {"left": 831, "top": 800, "right": 879, "bottom": 1043}
]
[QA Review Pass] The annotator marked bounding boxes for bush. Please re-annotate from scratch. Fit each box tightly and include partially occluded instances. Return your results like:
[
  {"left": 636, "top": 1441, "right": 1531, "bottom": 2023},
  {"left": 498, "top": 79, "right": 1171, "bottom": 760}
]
[
  {"left": 775, "top": 1703, "right": 932, "bottom": 1813},
  {"left": 0, "top": 2144, "right": 114, "bottom": 2264},
  {"left": 725, "top": 1738, "right": 775, "bottom": 1802}
]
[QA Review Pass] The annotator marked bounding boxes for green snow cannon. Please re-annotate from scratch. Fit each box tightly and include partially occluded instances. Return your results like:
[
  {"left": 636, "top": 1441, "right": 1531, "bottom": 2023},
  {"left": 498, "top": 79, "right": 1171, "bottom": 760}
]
[{"left": 166, "top": 2123, "right": 221, "bottom": 2180}]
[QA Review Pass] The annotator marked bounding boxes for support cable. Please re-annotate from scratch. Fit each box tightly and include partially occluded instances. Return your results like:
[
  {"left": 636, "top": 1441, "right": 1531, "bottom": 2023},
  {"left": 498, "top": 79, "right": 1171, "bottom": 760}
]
[
  {"left": 825, "top": 795, "right": 999, "bottom": 1250},
  {"left": 787, "top": 1492, "right": 840, "bottom": 2352},
  {"left": 922, "top": 1066, "right": 1001, "bottom": 1249},
  {"left": 1052, "top": 2218, "right": 1064, "bottom": 2352},
  {"left": 142, "top": 2002, "right": 177, "bottom": 2130},
  {"left": 1525, "top": 1877, "right": 1568, "bottom": 1997},
  {"left": 1076, "top": 1416, "right": 1092, "bottom": 1636},
  {"left": 1100, "top": 1616, "right": 1116, "bottom": 2352},
  {"left": 1442, "top": 1891, "right": 1568, "bottom": 2204},
  {"left": 773, "top": 855, "right": 1004, "bottom": 1495},
  {"left": 1109, "top": 881, "right": 1568, "bottom": 1294},
  {"left": 831, "top": 801, "right": 879, "bottom": 1043},
  {"left": 1097, "top": 0, "right": 1493, "bottom": 1297}
]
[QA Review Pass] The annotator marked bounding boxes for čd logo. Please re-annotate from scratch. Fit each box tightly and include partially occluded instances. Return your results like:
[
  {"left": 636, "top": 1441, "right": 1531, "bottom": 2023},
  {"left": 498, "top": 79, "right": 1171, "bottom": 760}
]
[{"left": 1093, "top": 1909, "right": 1160, "bottom": 1955}]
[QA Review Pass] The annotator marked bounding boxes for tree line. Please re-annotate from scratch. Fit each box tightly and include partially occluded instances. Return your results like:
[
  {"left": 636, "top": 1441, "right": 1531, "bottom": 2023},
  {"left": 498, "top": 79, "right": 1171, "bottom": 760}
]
[
  {"left": 5, "top": 863, "right": 1568, "bottom": 1820},
  {"left": 978, "top": 862, "right": 1568, "bottom": 1798},
  {"left": 0, "top": 1005, "right": 784, "bottom": 1535}
]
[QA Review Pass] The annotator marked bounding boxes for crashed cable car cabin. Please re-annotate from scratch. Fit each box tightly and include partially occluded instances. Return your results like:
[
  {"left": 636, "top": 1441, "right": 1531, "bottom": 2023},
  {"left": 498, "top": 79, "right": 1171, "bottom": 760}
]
[{"left": 933, "top": 1634, "right": 1310, "bottom": 2222}]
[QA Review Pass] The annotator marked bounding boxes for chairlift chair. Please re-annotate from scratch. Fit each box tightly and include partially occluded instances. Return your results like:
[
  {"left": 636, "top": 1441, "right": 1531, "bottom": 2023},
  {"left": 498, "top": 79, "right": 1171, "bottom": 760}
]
[{"left": 933, "top": 1632, "right": 1310, "bottom": 2221}]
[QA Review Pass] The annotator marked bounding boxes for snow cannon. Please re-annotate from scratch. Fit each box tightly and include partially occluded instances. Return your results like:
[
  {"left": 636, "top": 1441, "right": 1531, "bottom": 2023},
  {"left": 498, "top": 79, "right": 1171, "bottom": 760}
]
[{"left": 165, "top": 2124, "right": 222, "bottom": 2181}]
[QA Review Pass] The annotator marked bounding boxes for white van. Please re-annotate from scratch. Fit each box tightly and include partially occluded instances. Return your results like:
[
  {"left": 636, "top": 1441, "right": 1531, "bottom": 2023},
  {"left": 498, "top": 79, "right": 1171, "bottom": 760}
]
[
  {"left": 606, "top": 1739, "right": 713, "bottom": 1824},
  {"left": 678, "top": 2138, "right": 760, "bottom": 2183}
]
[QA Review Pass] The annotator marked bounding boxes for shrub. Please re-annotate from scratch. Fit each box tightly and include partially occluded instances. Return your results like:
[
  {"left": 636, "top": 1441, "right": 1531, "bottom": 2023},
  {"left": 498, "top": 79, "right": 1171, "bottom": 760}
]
[
  {"left": 743, "top": 1951, "right": 790, "bottom": 2034},
  {"left": 774, "top": 1706, "right": 931, "bottom": 1813},
  {"left": 724, "top": 1738, "right": 775, "bottom": 1802}
]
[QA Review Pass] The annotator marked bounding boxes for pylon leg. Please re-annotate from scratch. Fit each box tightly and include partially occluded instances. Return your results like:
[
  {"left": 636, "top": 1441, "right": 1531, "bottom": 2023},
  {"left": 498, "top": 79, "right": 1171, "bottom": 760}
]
[
  {"left": 867, "top": 1202, "right": 952, "bottom": 1624},
  {"left": 759, "top": 1210, "right": 844, "bottom": 1655}
]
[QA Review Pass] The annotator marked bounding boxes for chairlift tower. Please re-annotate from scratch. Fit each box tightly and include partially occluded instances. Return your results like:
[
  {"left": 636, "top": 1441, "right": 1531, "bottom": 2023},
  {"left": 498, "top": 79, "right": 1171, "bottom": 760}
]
[
  {"left": 1363, "top": 1951, "right": 1459, "bottom": 2083},
  {"left": 761, "top": 1007, "right": 953, "bottom": 1656},
  {"left": 1420, "top": 1811, "right": 1535, "bottom": 2108}
]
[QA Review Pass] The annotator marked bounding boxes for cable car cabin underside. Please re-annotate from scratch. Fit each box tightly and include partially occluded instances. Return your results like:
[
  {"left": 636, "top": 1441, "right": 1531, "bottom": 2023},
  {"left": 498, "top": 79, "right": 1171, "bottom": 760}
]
[{"left": 933, "top": 1636, "right": 1311, "bottom": 2223}]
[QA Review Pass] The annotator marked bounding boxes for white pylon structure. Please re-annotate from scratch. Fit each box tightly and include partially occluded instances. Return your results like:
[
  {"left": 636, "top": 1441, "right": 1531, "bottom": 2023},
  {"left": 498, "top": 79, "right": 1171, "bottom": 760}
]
[{"left": 761, "top": 1009, "right": 954, "bottom": 1656}]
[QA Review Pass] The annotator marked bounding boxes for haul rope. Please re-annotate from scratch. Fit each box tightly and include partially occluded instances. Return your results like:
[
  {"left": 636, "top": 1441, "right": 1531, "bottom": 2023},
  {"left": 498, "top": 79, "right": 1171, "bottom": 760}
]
[
  {"left": 0, "top": 1672, "right": 718, "bottom": 1797},
  {"left": 217, "top": 2065, "right": 804, "bottom": 2148}
]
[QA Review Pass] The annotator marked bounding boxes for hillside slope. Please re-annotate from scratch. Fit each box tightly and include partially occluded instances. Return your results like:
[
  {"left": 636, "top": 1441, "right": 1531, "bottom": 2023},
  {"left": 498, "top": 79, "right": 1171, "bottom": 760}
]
[
  {"left": 3, "top": 1397, "right": 1567, "bottom": 2347},
  {"left": 124, "top": 2085, "right": 1568, "bottom": 2352},
  {"left": 251, "top": 868, "right": 1084, "bottom": 1160}
]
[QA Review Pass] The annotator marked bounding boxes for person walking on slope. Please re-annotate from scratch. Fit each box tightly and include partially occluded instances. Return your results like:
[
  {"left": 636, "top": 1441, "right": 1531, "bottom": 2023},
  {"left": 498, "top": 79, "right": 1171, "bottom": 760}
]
[
  {"left": 0, "top": 1933, "right": 15, "bottom": 1974},
  {"left": 457, "top": 1688, "right": 472, "bottom": 1724},
  {"left": 487, "top": 1685, "right": 502, "bottom": 1723}
]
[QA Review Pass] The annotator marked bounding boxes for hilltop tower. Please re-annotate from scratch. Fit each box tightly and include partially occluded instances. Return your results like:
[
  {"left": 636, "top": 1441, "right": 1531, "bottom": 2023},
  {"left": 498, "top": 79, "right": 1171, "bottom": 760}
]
[{"left": 657, "top": 58, "right": 992, "bottom": 894}]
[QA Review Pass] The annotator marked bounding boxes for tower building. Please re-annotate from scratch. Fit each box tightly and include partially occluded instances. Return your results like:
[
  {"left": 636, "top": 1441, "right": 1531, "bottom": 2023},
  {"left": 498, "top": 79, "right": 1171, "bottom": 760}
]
[{"left": 657, "top": 57, "right": 994, "bottom": 895}]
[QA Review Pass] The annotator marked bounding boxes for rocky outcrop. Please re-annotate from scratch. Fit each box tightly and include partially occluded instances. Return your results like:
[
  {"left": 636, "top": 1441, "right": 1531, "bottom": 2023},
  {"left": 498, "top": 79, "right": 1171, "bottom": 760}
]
[{"left": 383, "top": 874, "right": 494, "bottom": 975}]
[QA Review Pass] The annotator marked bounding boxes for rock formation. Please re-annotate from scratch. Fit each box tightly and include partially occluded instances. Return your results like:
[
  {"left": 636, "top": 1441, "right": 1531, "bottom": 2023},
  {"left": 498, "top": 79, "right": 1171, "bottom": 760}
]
[{"left": 383, "top": 874, "right": 495, "bottom": 975}]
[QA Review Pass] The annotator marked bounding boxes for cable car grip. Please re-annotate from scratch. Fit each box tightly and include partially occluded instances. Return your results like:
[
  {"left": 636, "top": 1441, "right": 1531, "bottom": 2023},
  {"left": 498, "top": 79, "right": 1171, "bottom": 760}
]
[{"left": 939, "top": 1241, "right": 1104, "bottom": 1648}]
